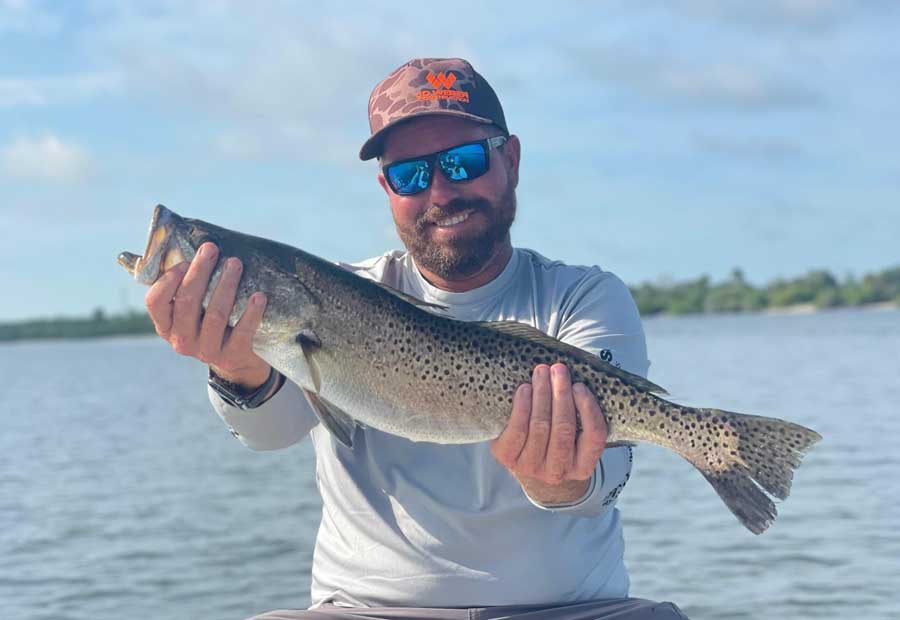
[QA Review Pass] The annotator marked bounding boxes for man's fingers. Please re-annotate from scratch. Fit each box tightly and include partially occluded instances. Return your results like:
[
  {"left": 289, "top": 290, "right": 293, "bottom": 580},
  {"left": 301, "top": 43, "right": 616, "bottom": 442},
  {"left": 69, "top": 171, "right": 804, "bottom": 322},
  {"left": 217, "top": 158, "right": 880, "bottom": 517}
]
[
  {"left": 572, "top": 382, "right": 608, "bottom": 479},
  {"left": 171, "top": 242, "right": 218, "bottom": 351},
  {"left": 198, "top": 257, "right": 243, "bottom": 361},
  {"left": 491, "top": 384, "right": 532, "bottom": 468},
  {"left": 223, "top": 291, "right": 267, "bottom": 356},
  {"left": 144, "top": 262, "right": 189, "bottom": 338},
  {"left": 515, "top": 364, "right": 552, "bottom": 475},
  {"left": 545, "top": 363, "right": 577, "bottom": 482}
]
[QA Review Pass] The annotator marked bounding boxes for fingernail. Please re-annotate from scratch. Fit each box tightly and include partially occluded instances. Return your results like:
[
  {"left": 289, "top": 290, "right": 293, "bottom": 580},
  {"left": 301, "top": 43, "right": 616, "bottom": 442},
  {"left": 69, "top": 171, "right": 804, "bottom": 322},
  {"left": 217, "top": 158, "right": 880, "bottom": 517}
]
[
  {"left": 201, "top": 244, "right": 218, "bottom": 260},
  {"left": 226, "top": 257, "right": 241, "bottom": 273},
  {"left": 252, "top": 293, "right": 266, "bottom": 306}
]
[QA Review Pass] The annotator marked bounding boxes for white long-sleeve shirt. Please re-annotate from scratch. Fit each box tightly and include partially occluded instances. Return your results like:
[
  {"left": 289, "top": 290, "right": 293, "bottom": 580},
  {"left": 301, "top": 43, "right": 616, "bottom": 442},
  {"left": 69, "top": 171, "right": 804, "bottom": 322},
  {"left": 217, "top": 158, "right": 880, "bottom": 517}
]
[{"left": 209, "top": 247, "right": 650, "bottom": 608}]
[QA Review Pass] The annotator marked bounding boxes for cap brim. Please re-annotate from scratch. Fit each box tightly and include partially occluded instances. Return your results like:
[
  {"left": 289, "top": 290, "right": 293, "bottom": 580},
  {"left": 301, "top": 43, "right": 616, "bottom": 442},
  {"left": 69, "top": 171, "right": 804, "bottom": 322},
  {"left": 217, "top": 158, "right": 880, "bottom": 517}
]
[{"left": 359, "top": 110, "right": 495, "bottom": 161}]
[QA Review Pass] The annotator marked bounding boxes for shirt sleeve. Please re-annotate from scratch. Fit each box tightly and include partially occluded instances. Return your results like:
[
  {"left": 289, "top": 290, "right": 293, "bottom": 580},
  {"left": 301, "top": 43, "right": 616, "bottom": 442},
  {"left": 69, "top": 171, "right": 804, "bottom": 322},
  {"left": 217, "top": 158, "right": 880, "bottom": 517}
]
[
  {"left": 209, "top": 375, "right": 320, "bottom": 451},
  {"left": 523, "top": 268, "right": 649, "bottom": 517}
]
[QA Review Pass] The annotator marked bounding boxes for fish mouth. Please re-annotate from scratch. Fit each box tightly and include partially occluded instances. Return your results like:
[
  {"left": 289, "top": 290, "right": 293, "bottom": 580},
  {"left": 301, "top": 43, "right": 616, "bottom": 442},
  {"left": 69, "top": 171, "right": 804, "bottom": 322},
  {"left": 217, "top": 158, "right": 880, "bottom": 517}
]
[{"left": 117, "top": 204, "right": 187, "bottom": 284}]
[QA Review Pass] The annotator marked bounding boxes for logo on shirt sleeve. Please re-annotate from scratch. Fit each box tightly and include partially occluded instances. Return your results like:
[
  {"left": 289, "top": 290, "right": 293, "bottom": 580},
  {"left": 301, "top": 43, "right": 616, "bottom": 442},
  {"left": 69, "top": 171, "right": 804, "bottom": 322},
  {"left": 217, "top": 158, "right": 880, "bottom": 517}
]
[{"left": 599, "top": 348, "right": 622, "bottom": 369}]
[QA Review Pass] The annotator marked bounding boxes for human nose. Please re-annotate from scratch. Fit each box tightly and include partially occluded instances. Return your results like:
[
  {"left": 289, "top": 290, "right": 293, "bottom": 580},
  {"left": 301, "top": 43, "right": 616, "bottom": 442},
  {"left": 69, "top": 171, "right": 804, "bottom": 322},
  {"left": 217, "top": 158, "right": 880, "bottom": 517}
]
[{"left": 426, "top": 166, "right": 460, "bottom": 206}]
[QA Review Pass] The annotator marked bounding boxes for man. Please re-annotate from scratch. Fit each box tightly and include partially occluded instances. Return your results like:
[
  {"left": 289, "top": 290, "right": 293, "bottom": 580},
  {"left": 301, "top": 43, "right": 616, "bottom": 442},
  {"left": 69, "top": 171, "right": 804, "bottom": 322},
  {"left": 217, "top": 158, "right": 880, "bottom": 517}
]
[{"left": 145, "top": 58, "right": 687, "bottom": 620}]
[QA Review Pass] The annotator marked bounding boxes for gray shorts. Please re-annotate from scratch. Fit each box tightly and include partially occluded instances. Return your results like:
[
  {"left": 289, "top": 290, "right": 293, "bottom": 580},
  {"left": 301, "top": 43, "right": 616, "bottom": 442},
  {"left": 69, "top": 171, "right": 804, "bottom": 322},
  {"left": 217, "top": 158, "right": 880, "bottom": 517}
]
[{"left": 249, "top": 598, "right": 688, "bottom": 620}]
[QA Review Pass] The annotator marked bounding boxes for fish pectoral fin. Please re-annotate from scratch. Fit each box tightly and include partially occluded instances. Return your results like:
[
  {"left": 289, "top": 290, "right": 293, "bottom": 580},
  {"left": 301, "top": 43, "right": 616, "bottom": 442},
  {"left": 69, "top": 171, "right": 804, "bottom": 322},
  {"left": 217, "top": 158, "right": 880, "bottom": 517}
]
[
  {"left": 472, "top": 320, "right": 669, "bottom": 395},
  {"left": 373, "top": 282, "right": 449, "bottom": 313},
  {"left": 302, "top": 389, "right": 358, "bottom": 449},
  {"left": 296, "top": 329, "right": 322, "bottom": 392},
  {"left": 296, "top": 328, "right": 321, "bottom": 350},
  {"left": 296, "top": 328, "right": 357, "bottom": 448}
]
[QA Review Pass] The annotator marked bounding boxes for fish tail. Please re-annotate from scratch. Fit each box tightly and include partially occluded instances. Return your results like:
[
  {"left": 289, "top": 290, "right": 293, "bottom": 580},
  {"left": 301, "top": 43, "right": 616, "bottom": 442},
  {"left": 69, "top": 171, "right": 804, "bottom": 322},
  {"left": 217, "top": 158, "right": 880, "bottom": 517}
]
[{"left": 681, "top": 408, "right": 822, "bottom": 535}]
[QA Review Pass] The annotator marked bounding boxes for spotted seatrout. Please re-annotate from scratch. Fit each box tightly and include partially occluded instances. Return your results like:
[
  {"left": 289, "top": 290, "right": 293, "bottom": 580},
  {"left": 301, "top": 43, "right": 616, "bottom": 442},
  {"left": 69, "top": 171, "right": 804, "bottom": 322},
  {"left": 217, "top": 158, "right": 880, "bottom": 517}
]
[{"left": 119, "top": 205, "right": 821, "bottom": 534}]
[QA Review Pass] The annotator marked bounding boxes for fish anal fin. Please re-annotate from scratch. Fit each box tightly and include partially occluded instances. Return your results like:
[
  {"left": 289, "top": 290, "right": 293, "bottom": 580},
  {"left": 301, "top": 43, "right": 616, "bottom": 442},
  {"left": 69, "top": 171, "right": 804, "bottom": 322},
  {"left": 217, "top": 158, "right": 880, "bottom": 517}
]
[
  {"left": 302, "top": 388, "right": 358, "bottom": 449},
  {"left": 472, "top": 320, "right": 668, "bottom": 395}
]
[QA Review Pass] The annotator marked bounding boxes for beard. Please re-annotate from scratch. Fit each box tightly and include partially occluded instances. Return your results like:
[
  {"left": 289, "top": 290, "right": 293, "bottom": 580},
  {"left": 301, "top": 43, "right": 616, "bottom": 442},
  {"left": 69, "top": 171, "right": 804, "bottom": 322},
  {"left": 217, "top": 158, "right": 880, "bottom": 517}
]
[{"left": 397, "top": 182, "right": 517, "bottom": 280}]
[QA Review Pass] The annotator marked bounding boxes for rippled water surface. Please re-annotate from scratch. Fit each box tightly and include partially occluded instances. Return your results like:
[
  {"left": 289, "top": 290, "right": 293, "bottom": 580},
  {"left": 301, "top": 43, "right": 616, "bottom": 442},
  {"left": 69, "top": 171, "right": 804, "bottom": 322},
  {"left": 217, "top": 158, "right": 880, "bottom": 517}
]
[{"left": 2, "top": 308, "right": 897, "bottom": 619}]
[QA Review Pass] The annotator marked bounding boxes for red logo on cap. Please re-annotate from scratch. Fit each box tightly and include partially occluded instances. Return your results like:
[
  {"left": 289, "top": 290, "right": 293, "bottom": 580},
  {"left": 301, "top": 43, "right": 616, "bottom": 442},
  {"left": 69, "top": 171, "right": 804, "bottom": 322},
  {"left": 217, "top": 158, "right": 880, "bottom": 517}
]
[
  {"left": 418, "top": 71, "right": 470, "bottom": 103},
  {"left": 426, "top": 71, "right": 457, "bottom": 89}
]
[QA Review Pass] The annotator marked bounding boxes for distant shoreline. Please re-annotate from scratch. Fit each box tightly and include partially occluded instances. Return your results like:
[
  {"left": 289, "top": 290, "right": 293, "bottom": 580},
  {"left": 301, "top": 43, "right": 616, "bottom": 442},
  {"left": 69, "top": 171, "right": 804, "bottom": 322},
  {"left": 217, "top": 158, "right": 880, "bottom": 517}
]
[
  {"left": 4, "top": 264, "right": 898, "bottom": 342},
  {"left": 0, "top": 310, "right": 155, "bottom": 343},
  {"left": 644, "top": 299, "right": 898, "bottom": 320},
  {"left": 631, "top": 265, "right": 899, "bottom": 318},
  {"left": 2, "top": 300, "right": 896, "bottom": 344},
  {"left": 762, "top": 300, "right": 898, "bottom": 316}
]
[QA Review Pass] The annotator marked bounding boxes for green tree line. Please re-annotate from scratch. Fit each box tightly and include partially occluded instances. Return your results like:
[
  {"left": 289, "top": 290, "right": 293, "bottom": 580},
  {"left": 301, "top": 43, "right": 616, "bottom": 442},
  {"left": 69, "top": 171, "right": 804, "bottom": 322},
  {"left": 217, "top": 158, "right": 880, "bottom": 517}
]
[
  {"left": 632, "top": 265, "right": 900, "bottom": 316},
  {"left": 0, "top": 309, "right": 154, "bottom": 342},
  {"left": 1, "top": 265, "right": 898, "bottom": 342}
]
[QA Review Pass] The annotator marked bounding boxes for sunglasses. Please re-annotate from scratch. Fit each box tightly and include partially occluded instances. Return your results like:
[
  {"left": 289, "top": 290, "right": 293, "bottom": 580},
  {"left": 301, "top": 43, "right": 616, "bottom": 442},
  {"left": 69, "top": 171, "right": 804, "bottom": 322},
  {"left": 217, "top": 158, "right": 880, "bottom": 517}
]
[{"left": 383, "top": 135, "right": 508, "bottom": 196}]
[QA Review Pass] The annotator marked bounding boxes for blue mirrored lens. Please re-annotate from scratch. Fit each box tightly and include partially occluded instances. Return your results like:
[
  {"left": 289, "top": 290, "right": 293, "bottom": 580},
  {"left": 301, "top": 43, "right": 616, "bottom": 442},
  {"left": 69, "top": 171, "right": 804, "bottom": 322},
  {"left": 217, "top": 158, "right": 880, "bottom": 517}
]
[
  {"left": 388, "top": 160, "right": 432, "bottom": 195},
  {"left": 438, "top": 143, "right": 488, "bottom": 181}
]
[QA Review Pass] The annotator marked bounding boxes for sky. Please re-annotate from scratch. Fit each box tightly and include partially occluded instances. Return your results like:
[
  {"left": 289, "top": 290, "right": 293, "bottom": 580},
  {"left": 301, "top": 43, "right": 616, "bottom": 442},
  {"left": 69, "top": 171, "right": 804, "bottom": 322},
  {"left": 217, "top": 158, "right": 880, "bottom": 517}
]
[{"left": 1, "top": 0, "right": 898, "bottom": 321}]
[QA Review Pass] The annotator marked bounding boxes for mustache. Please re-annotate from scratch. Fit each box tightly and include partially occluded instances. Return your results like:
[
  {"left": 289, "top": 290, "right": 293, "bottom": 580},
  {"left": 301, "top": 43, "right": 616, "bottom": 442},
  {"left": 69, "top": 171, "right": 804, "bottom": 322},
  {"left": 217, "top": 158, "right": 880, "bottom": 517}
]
[{"left": 418, "top": 198, "right": 492, "bottom": 227}]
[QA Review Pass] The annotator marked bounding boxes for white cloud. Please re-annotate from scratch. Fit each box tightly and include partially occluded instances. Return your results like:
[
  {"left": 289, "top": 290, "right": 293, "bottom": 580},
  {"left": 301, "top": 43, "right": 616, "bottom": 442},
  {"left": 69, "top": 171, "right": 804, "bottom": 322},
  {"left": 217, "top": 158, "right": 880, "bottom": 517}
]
[
  {"left": 81, "top": 3, "right": 486, "bottom": 162},
  {"left": 0, "top": 0, "right": 61, "bottom": 34},
  {"left": 666, "top": 0, "right": 850, "bottom": 32},
  {"left": 213, "top": 131, "right": 266, "bottom": 161},
  {"left": 660, "top": 63, "right": 820, "bottom": 108},
  {"left": 573, "top": 43, "right": 822, "bottom": 110},
  {"left": 694, "top": 133, "right": 807, "bottom": 161},
  {"left": 1, "top": 135, "right": 92, "bottom": 181},
  {"left": 0, "top": 73, "right": 120, "bottom": 108}
]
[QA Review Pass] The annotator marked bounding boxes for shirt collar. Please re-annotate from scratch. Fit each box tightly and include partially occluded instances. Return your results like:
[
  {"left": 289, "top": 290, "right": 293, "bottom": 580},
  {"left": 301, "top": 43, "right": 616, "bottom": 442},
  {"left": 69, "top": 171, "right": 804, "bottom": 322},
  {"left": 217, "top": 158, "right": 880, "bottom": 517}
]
[{"left": 404, "top": 247, "right": 521, "bottom": 307}]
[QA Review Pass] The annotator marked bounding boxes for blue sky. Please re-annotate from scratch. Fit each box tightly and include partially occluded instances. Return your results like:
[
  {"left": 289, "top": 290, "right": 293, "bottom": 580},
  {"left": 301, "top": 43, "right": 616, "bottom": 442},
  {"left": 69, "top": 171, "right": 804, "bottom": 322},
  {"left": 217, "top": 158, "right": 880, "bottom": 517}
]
[{"left": 1, "top": 0, "right": 898, "bottom": 321}]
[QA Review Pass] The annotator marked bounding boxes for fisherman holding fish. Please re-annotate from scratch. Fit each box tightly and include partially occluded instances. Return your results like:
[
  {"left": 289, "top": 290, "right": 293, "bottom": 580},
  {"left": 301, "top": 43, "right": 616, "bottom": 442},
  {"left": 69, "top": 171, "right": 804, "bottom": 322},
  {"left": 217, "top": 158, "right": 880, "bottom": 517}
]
[{"left": 142, "top": 58, "right": 691, "bottom": 619}]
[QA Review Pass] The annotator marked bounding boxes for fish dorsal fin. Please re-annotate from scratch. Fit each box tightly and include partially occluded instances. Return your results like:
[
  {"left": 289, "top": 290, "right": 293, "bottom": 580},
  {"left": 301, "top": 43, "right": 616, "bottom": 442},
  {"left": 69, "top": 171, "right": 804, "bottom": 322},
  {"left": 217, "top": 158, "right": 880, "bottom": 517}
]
[
  {"left": 302, "top": 389, "right": 358, "bottom": 449},
  {"left": 374, "top": 281, "right": 449, "bottom": 312},
  {"left": 472, "top": 320, "right": 668, "bottom": 395}
]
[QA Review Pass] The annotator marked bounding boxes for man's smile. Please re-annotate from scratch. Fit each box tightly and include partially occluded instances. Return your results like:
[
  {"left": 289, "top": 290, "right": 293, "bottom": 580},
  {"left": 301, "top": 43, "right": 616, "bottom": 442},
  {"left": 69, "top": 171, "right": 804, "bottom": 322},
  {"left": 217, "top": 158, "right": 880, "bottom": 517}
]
[{"left": 434, "top": 209, "right": 474, "bottom": 228}]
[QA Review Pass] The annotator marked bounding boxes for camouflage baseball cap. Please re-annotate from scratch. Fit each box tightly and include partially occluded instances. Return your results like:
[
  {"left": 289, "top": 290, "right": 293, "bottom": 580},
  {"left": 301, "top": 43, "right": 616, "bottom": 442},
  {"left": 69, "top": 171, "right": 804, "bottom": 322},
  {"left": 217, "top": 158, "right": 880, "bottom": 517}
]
[{"left": 359, "top": 58, "right": 508, "bottom": 161}]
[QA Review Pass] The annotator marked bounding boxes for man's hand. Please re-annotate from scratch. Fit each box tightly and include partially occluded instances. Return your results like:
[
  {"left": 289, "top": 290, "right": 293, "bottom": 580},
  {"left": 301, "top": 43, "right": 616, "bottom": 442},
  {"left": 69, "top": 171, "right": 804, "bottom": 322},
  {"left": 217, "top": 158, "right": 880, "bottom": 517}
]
[
  {"left": 144, "top": 241, "right": 272, "bottom": 389},
  {"left": 491, "top": 363, "right": 608, "bottom": 505}
]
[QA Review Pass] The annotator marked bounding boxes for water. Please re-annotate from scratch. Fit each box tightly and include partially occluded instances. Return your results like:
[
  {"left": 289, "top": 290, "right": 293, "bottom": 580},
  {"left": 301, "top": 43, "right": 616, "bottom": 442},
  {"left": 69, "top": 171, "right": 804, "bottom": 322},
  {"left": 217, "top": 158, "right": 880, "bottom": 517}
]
[{"left": 1, "top": 308, "right": 897, "bottom": 620}]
